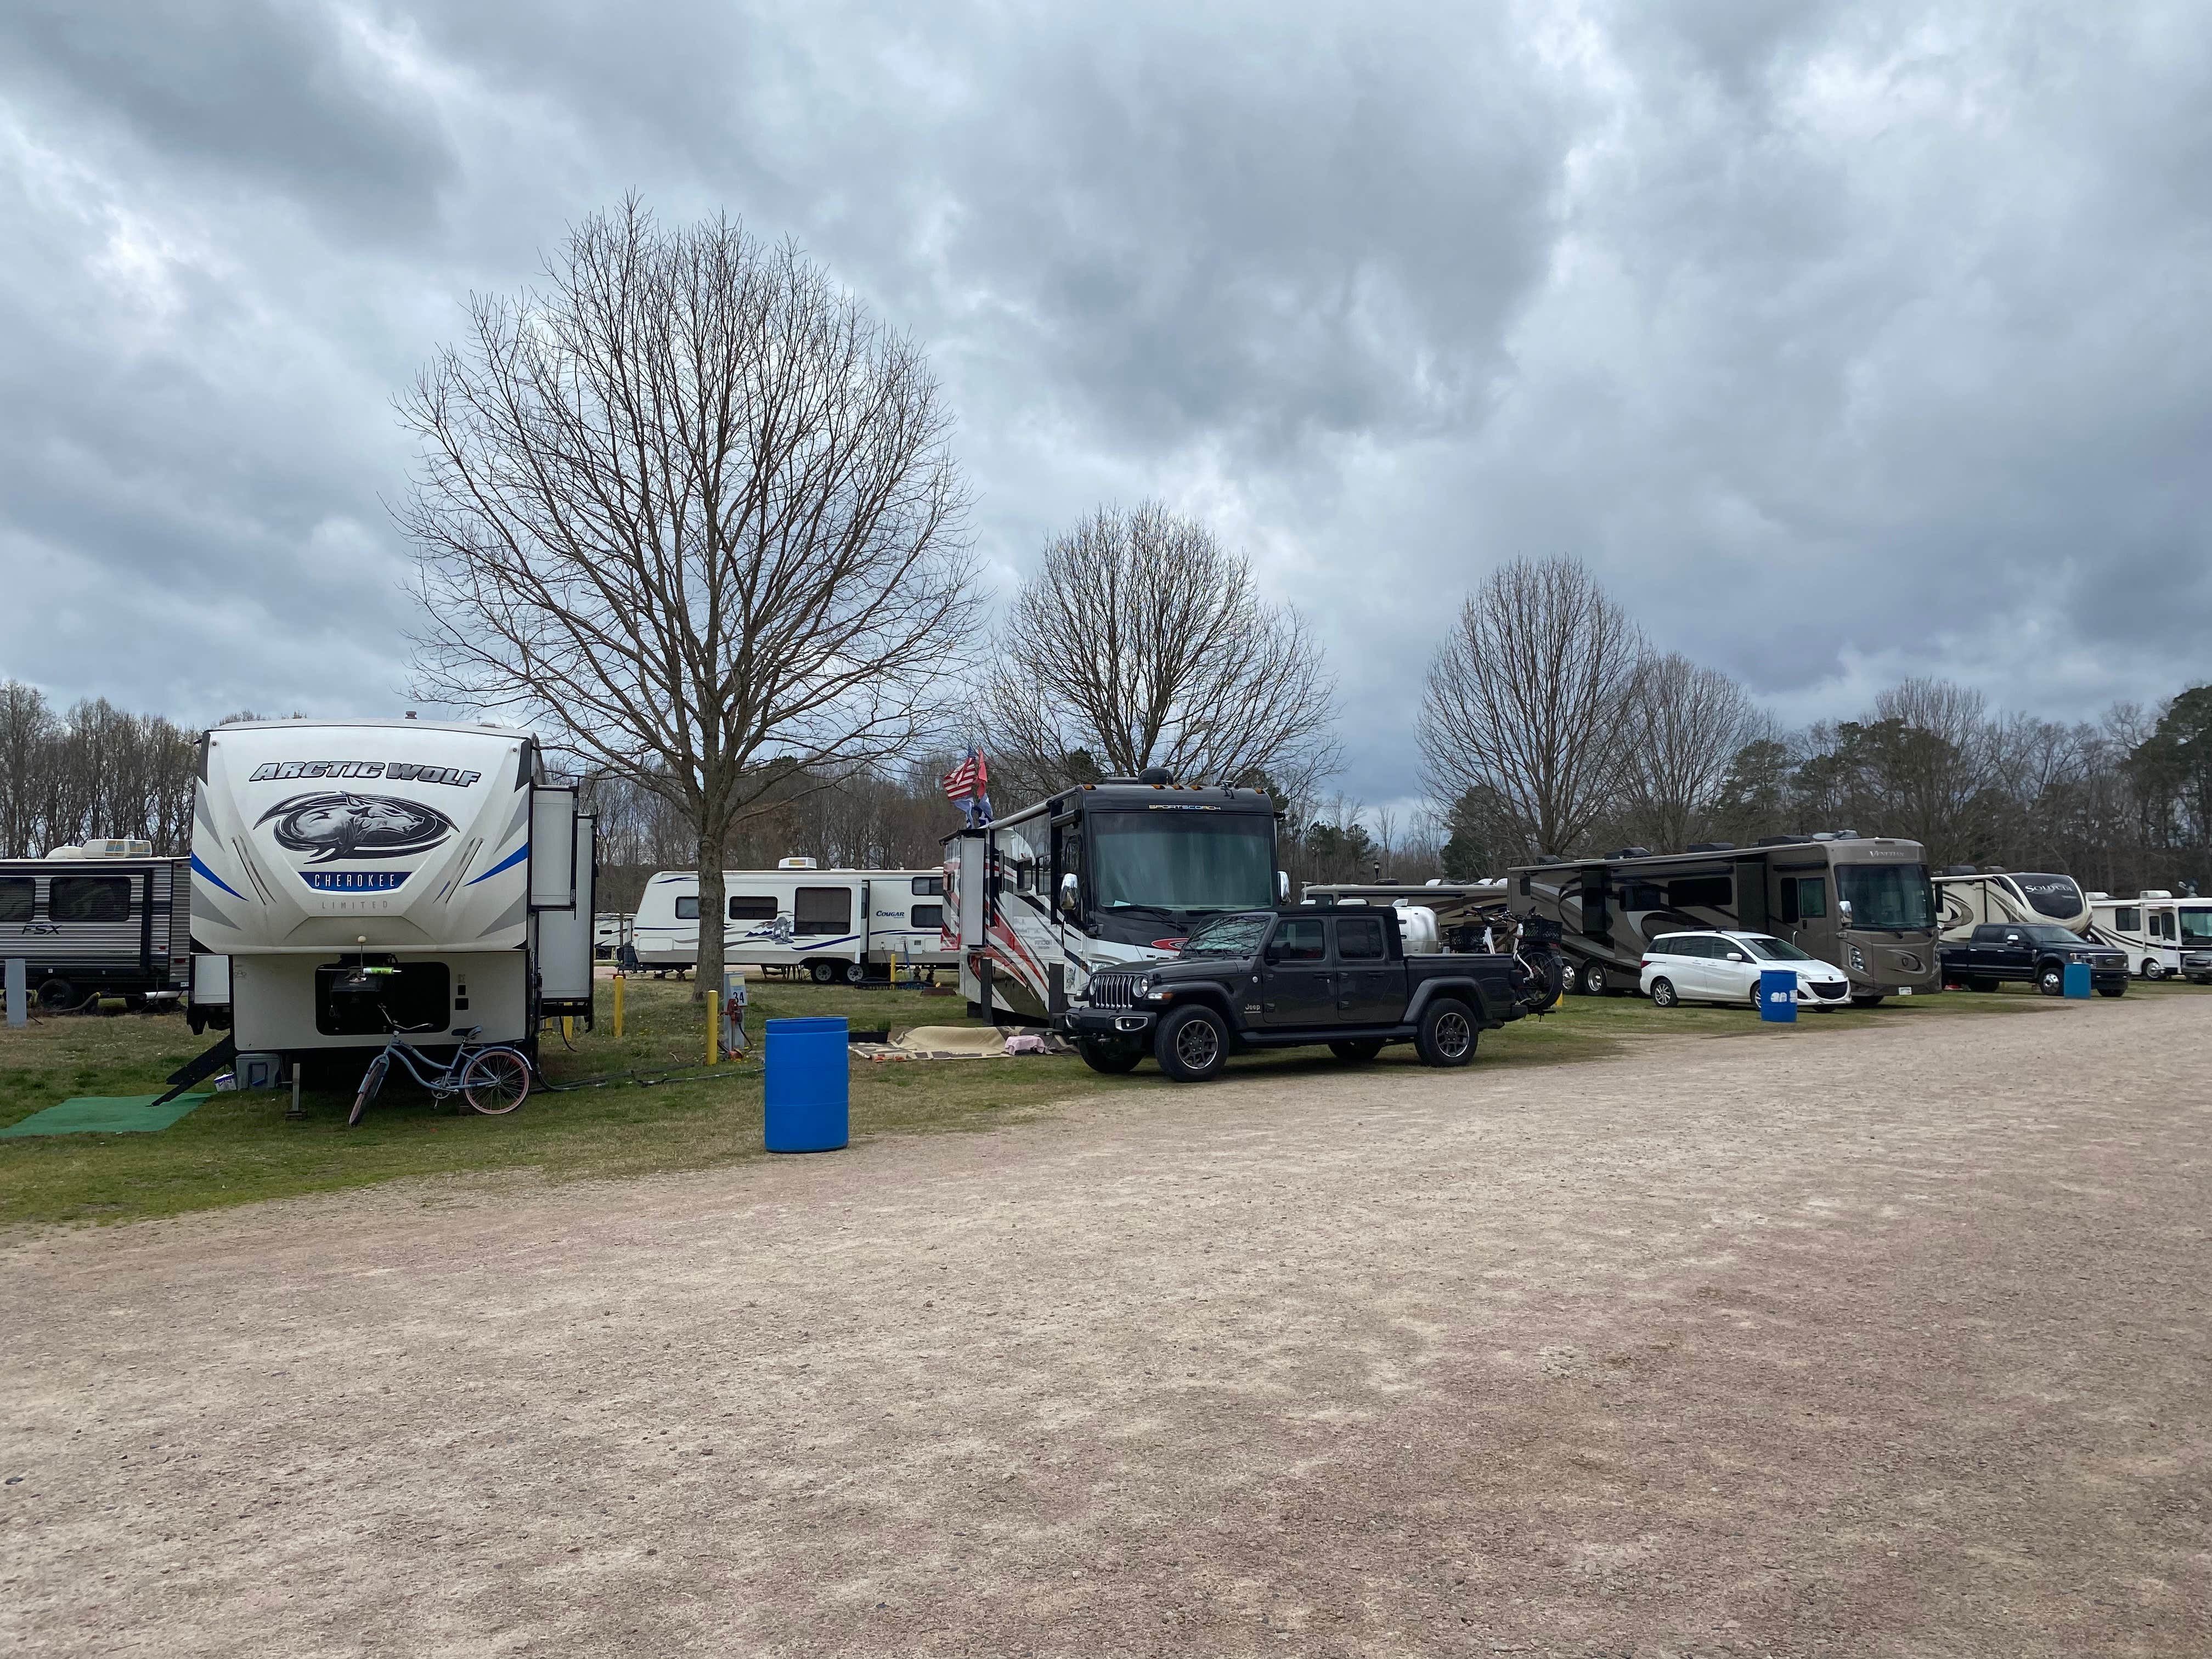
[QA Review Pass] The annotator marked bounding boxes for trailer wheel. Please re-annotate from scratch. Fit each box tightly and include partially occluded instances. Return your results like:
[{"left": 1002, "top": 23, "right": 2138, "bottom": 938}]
[
  {"left": 1153, "top": 1005, "right": 1229, "bottom": 1082},
  {"left": 809, "top": 960, "right": 838, "bottom": 985},
  {"left": 839, "top": 960, "right": 866, "bottom": 986},
  {"left": 1415, "top": 998, "right": 1477, "bottom": 1066},
  {"left": 36, "top": 978, "right": 74, "bottom": 1009}
]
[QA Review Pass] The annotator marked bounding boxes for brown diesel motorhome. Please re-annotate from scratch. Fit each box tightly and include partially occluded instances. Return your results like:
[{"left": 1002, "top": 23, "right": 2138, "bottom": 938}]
[{"left": 1510, "top": 835, "right": 1942, "bottom": 1004}]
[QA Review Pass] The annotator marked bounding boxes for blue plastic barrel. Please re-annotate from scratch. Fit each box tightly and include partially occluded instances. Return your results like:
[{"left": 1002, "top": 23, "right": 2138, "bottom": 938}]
[
  {"left": 764, "top": 1017, "right": 849, "bottom": 1153},
  {"left": 2062, "top": 962, "right": 2091, "bottom": 999},
  {"left": 1759, "top": 968, "right": 1798, "bottom": 1023}
]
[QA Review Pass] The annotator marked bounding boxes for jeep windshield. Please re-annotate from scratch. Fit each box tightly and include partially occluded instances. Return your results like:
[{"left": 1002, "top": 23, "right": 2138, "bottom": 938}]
[
  {"left": 1091, "top": 809, "right": 1276, "bottom": 913},
  {"left": 1836, "top": 861, "right": 1935, "bottom": 931},
  {"left": 1178, "top": 912, "right": 1273, "bottom": 956}
]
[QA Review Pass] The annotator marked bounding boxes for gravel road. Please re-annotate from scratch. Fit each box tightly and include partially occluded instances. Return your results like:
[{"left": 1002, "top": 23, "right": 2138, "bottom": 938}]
[{"left": 4, "top": 997, "right": 2208, "bottom": 1657}]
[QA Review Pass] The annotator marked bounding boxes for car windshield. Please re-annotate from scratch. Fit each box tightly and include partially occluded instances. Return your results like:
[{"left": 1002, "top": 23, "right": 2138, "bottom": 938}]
[
  {"left": 2016, "top": 924, "right": 2089, "bottom": 945},
  {"left": 2182, "top": 908, "right": 2212, "bottom": 946},
  {"left": 1836, "top": 861, "right": 1934, "bottom": 931},
  {"left": 1741, "top": 935, "right": 1814, "bottom": 961},
  {"left": 1091, "top": 810, "right": 1277, "bottom": 912},
  {"left": 1178, "top": 912, "right": 1273, "bottom": 956}
]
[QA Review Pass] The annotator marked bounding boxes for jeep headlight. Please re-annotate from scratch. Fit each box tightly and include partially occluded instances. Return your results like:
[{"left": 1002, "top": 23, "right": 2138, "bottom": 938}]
[{"left": 1132, "top": 976, "right": 1155, "bottom": 999}]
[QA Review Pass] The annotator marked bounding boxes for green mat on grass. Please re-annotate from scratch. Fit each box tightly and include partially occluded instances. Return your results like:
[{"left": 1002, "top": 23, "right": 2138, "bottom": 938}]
[{"left": 0, "top": 1093, "right": 213, "bottom": 1138}]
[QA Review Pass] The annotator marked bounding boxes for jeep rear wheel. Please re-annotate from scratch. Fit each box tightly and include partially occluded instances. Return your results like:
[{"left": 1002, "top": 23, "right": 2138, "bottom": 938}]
[
  {"left": 1154, "top": 1005, "right": 1229, "bottom": 1083},
  {"left": 1415, "top": 998, "right": 1476, "bottom": 1067}
]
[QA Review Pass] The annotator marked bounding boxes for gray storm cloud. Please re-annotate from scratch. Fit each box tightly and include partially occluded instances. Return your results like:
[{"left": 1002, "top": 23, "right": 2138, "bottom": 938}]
[{"left": 1, "top": 0, "right": 2205, "bottom": 806}]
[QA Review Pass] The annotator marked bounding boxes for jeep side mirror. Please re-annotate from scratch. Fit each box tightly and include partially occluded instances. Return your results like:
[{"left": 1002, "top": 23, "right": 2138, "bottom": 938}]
[{"left": 1262, "top": 940, "right": 1283, "bottom": 964}]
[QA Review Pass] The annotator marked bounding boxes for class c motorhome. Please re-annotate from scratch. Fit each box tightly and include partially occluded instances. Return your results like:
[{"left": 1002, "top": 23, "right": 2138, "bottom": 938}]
[
  {"left": 189, "top": 718, "right": 594, "bottom": 1066},
  {"left": 1511, "top": 835, "right": 1943, "bottom": 1004},
  {"left": 628, "top": 861, "right": 952, "bottom": 983},
  {"left": 2085, "top": 890, "right": 2212, "bottom": 982}
]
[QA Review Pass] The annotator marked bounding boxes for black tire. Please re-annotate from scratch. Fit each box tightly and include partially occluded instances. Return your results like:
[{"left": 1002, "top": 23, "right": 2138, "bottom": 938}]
[
  {"left": 1649, "top": 977, "right": 1679, "bottom": 1009},
  {"left": 1328, "top": 1039, "right": 1385, "bottom": 1062},
  {"left": 36, "top": 978, "right": 74, "bottom": 1009},
  {"left": 809, "top": 960, "right": 837, "bottom": 985},
  {"left": 347, "top": 1052, "right": 390, "bottom": 1128},
  {"left": 1559, "top": 959, "right": 1582, "bottom": 996},
  {"left": 2036, "top": 962, "right": 2064, "bottom": 997},
  {"left": 2142, "top": 960, "right": 2165, "bottom": 981},
  {"left": 839, "top": 960, "right": 866, "bottom": 986},
  {"left": 1849, "top": 994, "right": 1886, "bottom": 1007},
  {"left": 2096, "top": 984, "right": 2126, "bottom": 998},
  {"left": 1153, "top": 1005, "right": 1229, "bottom": 1083},
  {"left": 1076, "top": 1036, "right": 1144, "bottom": 1074},
  {"left": 1963, "top": 977, "right": 1997, "bottom": 994},
  {"left": 462, "top": 1047, "right": 532, "bottom": 1114},
  {"left": 1414, "top": 998, "right": 1477, "bottom": 1067},
  {"left": 1582, "top": 961, "right": 1615, "bottom": 997}
]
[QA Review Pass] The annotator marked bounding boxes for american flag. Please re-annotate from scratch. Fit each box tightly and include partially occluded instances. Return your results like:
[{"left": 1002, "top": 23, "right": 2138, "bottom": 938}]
[{"left": 941, "top": 747, "right": 988, "bottom": 802}]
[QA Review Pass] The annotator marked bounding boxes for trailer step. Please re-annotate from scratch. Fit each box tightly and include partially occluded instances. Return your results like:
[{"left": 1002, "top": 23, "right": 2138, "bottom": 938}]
[{"left": 151, "top": 1035, "right": 236, "bottom": 1107}]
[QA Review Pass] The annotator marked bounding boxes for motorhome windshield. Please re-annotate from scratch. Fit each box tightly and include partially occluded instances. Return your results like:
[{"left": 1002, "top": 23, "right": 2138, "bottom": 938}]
[
  {"left": 2181, "top": 908, "right": 2212, "bottom": 946},
  {"left": 1836, "top": 862, "right": 1934, "bottom": 931},
  {"left": 1091, "top": 810, "right": 1275, "bottom": 912}
]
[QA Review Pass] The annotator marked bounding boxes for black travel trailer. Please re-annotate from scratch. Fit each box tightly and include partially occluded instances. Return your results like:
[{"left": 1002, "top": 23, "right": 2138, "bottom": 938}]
[
  {"left": 1510, "top": 834, "right": 1943, "bottom": 1005},
  {"left": 0, "top": 850, "right": 191, "bottom": 1007}
]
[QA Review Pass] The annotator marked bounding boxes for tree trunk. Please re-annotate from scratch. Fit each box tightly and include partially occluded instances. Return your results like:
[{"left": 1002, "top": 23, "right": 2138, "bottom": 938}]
[{"left": 693, "top": 820, "right": 727, "bottom": 1003}]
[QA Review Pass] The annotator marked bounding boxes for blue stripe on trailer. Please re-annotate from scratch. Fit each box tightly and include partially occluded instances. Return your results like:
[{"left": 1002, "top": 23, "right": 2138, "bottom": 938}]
[
  {"left": 190, "top": 853, "right": 247, "bottom": 901},
  {"left": 465, "top": 843, "right": 529, "bottom": 885}
]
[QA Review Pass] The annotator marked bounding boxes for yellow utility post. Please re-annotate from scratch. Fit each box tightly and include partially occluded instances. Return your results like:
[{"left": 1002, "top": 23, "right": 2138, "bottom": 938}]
[
  {"left": 707, "top": 988, "right": 719, "bottom": 1065},
  {"left": 611, "top": 971, "right": 625, "bottom": 1038}
]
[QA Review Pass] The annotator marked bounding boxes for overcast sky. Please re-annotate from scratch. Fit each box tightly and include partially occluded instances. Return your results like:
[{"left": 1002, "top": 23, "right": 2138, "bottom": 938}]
[{"left": 3, "top": 0, "right": 2207, "bottom": 812}]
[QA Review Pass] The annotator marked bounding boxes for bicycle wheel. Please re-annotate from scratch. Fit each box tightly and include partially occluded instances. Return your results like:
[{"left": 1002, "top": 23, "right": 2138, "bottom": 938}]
[
  {"left": 461, "top": 1047, "right": 532, "bottom": 1115},
  {"left": 347, "top": 1052, "right": 391, "bottom": 1128}
]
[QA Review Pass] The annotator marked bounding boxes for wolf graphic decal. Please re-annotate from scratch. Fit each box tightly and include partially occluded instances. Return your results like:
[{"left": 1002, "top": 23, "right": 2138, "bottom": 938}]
[{"left": 257, "top": 792, "right": 457, "bottom": 865}]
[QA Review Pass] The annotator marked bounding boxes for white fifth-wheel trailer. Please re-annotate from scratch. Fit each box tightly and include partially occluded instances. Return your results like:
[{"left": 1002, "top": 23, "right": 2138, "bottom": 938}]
[
  {"left": 188, "top": 718, "right": 594, "bottom": 1068},
  {"left": 628, "top": 860, "right": 952, "bottom": 983}
]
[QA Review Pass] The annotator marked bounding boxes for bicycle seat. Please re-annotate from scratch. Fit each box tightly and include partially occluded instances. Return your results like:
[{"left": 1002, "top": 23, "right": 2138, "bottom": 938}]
[{"left": 451, "top": 1025, "right": 483, "bottom": 1040}]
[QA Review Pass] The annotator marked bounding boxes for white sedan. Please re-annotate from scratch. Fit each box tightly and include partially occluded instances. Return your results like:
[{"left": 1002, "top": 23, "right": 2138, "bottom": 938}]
[{"left": 1639, "top": 929, "right": 1853, "bottom": 1009}]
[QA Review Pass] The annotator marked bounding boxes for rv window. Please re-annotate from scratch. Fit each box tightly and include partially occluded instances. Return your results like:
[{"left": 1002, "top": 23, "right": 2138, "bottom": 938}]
[
  {"left": 911, "top": 904, "right": 944, "bottom": 930},
  {"left": 727, "top": 896, "right": 778, "bottom": 921},
  {"left": 2155, "top": 911, "right": 2175, "bottom": 940},
  {"left": 1621, "top": 883, "right": 1665, "bottom": 911},
  {"left": 794, "top": 887, "right": 853, "bottom": 936},
  {"left": 49, "top": 877, "right": 130, "bottom": 922},
  {"left": 2114, "top": 907, "right": 2139, "bottom": 932},
  {"left": 674, "top": 896, "right": 700, "bottom": 920},
  {"left": 0, "top": 878, "right": 31, "bottom": 922},
  {"left": 1668, "top": 876, "right": 1732, "bottom": 910},
  {"left": 1334, "top": 915, "right": 1386, "bottom": 961},
  {"left": 1782, "top": 876, "right": 1826, "bottom": 922},
  {"left": 911, "top": 876, "right": 945, "bottom": 897},
  {"left": 1273, "top": 919, "right": 1326, "bottom": 961}
]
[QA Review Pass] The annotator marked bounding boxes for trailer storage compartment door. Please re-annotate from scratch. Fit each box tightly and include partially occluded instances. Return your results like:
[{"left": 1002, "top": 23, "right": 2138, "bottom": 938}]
[
  {"left": 537, "top": 815, "right": 595, "bottom": 1020},
  {"left": 530, "top": 787, "right": 578, "bottom": 911}
]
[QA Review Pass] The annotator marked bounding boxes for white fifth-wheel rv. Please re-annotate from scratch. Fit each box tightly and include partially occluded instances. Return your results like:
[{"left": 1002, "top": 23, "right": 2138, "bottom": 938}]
[
  {"left": 2084, "top": 890, "right": 2212, "bottom": 982},
  {"left": 628, "top": 860, "right": 952, "bottom": 983},
  {"left": 189, "top": 718, "right": 594, "bottom": 1068},
  {"left": 1933, "top": 867, "right": 2091, "bottom": 935}
]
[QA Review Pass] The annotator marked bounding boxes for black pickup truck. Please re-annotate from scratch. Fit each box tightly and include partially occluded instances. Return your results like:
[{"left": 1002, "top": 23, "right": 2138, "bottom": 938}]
[
  {"left": 1940, "top": 922, "right": 2128, "bottom": 997},
  {"left": 1057, "top": 907, "right": 1537, "bottom": 1082}
]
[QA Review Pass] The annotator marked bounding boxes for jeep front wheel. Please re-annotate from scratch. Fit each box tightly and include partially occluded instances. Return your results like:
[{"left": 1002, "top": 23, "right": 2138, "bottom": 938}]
[
  {"left": 1154, "top": 1005, "right": 1229, "bottom": 1083},
  {"left": 1076, "top": 1036, "right": 1144, "bottom": 1075}
]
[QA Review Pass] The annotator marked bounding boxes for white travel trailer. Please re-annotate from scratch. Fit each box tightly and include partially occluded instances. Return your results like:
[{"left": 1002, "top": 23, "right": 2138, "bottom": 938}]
[
  {"left": 628, "top": 860, "right": 952, "bottom": 983},
  {"left": 189, "top": 718, "right": 594, "bottom": 1065},
  {"left": 2085, "top": 890, "right": 2212, "bottom": 982},
  {"left": 0, "top": 844, "right": 190, "bottom": 1007},
  {"left": 1933, "top": 867, "right": 2091, "bottom": 937}
]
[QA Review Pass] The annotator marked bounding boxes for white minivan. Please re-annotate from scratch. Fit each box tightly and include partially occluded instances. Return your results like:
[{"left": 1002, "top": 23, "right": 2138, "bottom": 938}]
[{"left": 1639, "top": 930, "right": 1853, "bottom": 1009}]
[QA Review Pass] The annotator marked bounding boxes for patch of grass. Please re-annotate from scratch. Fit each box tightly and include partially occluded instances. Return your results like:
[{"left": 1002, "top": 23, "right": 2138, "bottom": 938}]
[{"left": 3, "top": 969, "right": 2180, "bottom": 1231}]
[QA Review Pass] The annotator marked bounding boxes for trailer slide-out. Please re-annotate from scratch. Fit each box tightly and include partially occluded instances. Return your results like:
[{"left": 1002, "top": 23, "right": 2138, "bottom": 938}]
[{"left": 1511, "top": 835, "right": 1942, "bottom": 1005}]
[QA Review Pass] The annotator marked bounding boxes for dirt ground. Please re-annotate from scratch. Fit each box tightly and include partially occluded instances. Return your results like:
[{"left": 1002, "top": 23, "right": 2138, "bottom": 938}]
[{"left": 3, "top": 997, "right": 2207, "bottom": 1658}]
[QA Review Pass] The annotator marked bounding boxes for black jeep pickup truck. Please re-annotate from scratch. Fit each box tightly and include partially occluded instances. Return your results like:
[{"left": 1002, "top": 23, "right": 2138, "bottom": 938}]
[
  {"left": 1057, "top": 907, "right": 1534, "bottom": 1082},
  {"left": 1940, "top": 922, "right": 2128, "bottom": 997}
]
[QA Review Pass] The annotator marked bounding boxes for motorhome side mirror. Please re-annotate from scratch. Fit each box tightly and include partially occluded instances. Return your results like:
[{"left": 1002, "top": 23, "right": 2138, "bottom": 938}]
[
  {"left": 1059, "top": 872, "right": 1077, "bottom": 893},
  {"left": 1837, "top": 899, "right": 1853, "bottom": 922},
  {"left": 1277, "top": 869, "right": 1290, "bottom": 901}
]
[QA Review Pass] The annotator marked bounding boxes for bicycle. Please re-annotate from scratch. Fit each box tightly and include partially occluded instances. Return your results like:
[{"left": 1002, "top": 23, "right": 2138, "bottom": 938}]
[{"left": 347, "top": 1024, "right": 534, "bottom": 1127}]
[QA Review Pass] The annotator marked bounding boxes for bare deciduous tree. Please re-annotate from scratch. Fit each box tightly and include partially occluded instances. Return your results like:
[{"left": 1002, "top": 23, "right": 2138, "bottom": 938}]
[
  {"left": 981, "top": 503, "right": 1340, "bottom": 802},
  {"left": 399, "top": 200, "right": 978, "bottom": 994},
  {"left": 1621, "top": 652, "right": 1765, "bottom": 851},
  {"left": 1419, "top": 556, "right": 1642, "bottom": 857}
]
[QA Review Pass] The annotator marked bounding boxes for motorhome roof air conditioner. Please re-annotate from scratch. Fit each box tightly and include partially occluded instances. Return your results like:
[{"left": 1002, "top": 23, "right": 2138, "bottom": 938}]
[
  {"left": 47, "top": 838, "right": 153, "bottom": 859},
  {"left": 2141, "top": 889, "right": 2174, "bottom": 899},
  {"left": 778, "top": 857, "right": 818, "bottom": 870}
]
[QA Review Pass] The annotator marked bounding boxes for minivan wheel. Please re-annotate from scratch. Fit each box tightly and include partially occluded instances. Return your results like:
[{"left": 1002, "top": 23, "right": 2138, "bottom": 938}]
[
  {"left": 1649, "top": 977, "right": 1679, "bottom": 1009},
  {"left": 1154, "top": 1005, "right": 1229, "bottom": 1082},
  {"left": 809, "top": 960, "right": 837, "bottom": 985},
  {"left": 1415, "top": 998, "right": 1477, "bottom": 1066}
]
